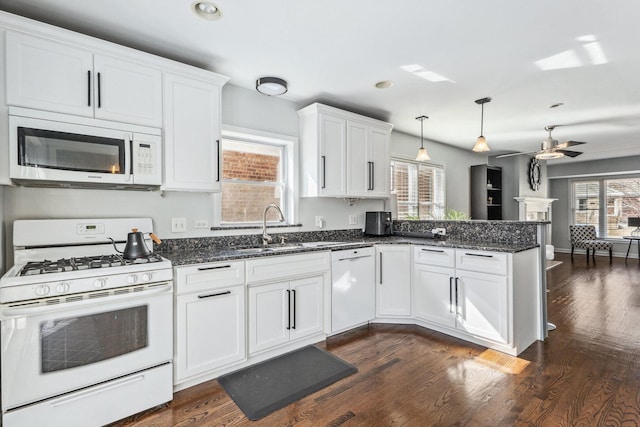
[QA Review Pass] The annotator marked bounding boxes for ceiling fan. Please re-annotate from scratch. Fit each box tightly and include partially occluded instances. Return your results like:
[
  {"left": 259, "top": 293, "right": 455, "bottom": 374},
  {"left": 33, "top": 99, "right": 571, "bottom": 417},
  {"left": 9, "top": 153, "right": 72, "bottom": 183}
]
[{"left": 497, "top": 125, "right": 587, "bottom": 160}]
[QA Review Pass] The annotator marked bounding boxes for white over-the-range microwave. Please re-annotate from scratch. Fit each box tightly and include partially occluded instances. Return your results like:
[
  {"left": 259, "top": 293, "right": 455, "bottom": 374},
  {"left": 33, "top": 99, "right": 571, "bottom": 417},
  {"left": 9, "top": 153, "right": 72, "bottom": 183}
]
[{"left": 9, "top": 107, "right": 162, "bottom": 189}]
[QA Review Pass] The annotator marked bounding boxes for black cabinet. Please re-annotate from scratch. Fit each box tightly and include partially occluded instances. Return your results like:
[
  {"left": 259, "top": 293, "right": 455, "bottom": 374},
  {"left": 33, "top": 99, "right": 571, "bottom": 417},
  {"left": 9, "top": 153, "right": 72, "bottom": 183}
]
[{"left": 470, "top": 165, "right": 502, "bottom": 220}]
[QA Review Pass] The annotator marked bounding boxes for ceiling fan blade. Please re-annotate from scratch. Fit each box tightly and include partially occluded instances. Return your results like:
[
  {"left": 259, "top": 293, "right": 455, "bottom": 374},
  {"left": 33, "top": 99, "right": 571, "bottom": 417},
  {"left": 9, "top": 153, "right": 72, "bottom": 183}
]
[
  {"left": 556, "top": 140, "right": 587, "bottom": 149},
  {"left": 495, "top": 151, "right": 536, "bottom": 159},
  {"left": 555, "top": 149, "right": 583, "bottom": 158}
]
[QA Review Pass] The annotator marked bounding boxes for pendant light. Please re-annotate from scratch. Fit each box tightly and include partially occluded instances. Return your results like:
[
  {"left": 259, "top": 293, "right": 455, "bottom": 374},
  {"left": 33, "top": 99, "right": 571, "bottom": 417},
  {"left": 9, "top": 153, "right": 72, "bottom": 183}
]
[
  {"left": 415, "top": 115, "right": 431, "bottom": 161},
  {"left": 472, "top": 97, "right": 492, "bottom": 152}
]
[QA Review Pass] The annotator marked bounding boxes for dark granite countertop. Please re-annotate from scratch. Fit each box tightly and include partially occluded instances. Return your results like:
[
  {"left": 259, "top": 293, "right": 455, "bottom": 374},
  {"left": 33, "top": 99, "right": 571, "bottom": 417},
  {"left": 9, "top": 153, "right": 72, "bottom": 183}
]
[{"left": 160, "top": 235, "right": 539, "bottom": 266}]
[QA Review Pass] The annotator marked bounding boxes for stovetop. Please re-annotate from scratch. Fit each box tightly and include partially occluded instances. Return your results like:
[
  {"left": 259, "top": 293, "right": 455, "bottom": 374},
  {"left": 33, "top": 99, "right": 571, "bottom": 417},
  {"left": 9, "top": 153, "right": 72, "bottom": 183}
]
[{"left": 19, "top": 253, "right": 165, "bottom": 276}]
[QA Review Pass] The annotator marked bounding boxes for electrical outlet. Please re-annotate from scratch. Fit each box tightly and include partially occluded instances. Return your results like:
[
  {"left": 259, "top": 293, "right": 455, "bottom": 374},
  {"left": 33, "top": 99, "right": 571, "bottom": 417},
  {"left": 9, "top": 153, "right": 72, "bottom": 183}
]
[
  {"left": 348, "top": 214, "right": 357, "bottom": 225},
  {"left": 432, "top": 228, "right": 446, "bottom": 236},
  {"left": 172, "top": 218, "right": 187, "bottom": 233},
  {"left": 315, "top": 216, "right": 324, "bottom": 228},
  {"left": 194, "top": 219, "right": 209, "bottom": 229}
]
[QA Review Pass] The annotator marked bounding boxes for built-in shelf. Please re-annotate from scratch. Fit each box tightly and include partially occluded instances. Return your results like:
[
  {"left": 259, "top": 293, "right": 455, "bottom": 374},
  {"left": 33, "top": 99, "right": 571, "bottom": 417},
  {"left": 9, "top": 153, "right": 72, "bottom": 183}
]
[{"left": 470, "top": 164, "right": 503, "bottom": 220}]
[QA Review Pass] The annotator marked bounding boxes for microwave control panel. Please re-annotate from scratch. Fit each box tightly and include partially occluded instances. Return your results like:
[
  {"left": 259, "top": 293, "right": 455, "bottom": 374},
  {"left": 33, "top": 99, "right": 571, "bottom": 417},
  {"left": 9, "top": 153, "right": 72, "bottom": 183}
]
[{"left": 132, "top": 135, "right": 162, "bottom": 185}]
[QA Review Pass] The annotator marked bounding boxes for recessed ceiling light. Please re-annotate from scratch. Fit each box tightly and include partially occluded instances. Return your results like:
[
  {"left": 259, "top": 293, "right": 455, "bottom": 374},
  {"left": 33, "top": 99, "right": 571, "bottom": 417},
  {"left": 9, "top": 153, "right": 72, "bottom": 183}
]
[
  {"left": 192, "top": 1, "right": 222, "bottom": 20},
  {"left": 375, "top": 80, "right": 393, "bottom": 89}
]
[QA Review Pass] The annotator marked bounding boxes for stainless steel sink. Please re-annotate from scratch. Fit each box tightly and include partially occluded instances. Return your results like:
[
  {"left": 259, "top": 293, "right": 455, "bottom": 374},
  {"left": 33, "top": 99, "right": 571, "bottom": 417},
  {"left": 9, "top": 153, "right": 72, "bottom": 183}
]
[
  {"left": 300, "top": 241, "right": 348, "bottom": 248},
  {"left": 234, "top": 245, "right": 301, "bottom": 255}
]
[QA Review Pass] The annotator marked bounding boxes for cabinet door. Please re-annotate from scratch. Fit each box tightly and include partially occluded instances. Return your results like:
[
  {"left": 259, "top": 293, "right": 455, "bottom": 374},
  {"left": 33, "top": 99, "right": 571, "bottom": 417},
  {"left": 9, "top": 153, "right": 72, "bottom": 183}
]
[
  {"left": 376, "top": 245, "right": 411, "bottom": 317},
  {"left": 412, "top": 264, "right": 456, "bottom": 328},
  {"left": 175, "top": 286, "right": 245, "bottom": 383},
  {"left": 456, "top": 270, "right": 509, "bottom": 344},
  {"left": 318, "top": 113, "right": 346, "bottom": 196},
  {"left": 346, "top": 121, "right": 368, "bottom": 196},
  {"left": 248, "top": 281, "right": 290, "bottom": 354},
  {"left": 6, "top": 31, "right": 93, "bottom": 117},
  {"left": 93, "top": 54, "right": 162, "bottom": 127},
  {"left": 163, "top": 72, "right": 221, "bottom": 191},
  {"left": 289, "top": 276, "right": 324, "bottom": 341},
  {"left": 367, "top": 127, "right": 390, "bottom": 197}
]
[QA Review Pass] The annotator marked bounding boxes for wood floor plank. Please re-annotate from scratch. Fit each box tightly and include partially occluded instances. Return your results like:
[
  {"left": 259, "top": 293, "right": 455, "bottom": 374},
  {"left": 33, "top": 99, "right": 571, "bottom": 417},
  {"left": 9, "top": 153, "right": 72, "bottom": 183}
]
[{"left": 109, "top": 253, "right": 640, "bottom": 426}]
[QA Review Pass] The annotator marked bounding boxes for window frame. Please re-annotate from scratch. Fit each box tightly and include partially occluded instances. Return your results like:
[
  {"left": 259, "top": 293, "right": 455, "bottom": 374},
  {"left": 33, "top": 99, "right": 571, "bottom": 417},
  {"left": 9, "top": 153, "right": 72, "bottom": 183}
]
[
  {"left": 570, "top": 175, "right": 640, "bottom": 239},
  {"left": 214, "top": 125, "right": 298, "bottom": 227},
  {"left": 390, "top": 156, "right": 446, "bottom": 220}
]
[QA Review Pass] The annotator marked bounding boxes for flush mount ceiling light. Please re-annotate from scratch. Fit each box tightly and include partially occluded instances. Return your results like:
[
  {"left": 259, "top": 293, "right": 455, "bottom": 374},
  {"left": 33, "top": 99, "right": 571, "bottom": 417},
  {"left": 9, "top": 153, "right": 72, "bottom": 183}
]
[
  {"left": 256, "top": 77, "right": 288, "bottom": 96},
  {"left": 472, "top": 97, "right": 492, "bottom": 152},
  {"left": 192, "top": 1, "right": 222, "bottom": 20},
  {"left": 415, "top": 115, "right": 431, "bottom": 162}
]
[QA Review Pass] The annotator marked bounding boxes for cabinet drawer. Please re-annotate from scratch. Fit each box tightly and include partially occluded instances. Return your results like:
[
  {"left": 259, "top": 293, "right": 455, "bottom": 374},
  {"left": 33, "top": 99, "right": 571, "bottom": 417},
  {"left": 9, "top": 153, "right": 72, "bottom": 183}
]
[
  {"left": 455, "top": 250, "right": 508, "bottom": 275},
  {"left": 175, "top": 261, "right": 245, "bottom": 295},
  {"left": 246, "top": 252, "right": 330, "bottom": 284},
  {"left": 413, "top": 246, "right": 455, "bottom": 268}
]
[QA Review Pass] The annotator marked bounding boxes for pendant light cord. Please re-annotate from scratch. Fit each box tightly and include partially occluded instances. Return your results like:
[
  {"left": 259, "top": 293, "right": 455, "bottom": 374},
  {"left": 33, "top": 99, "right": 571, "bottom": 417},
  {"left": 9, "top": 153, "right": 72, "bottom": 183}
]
[{"left": 480, "top": 102, "right": 484, "bottom": 136}]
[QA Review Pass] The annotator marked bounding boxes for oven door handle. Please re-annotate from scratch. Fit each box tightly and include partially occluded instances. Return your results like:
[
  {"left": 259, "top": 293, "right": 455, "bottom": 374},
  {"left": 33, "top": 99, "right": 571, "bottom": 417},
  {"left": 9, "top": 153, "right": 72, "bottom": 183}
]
[{"left": 1, "top": 284, "right": 172, "bottom": 317}]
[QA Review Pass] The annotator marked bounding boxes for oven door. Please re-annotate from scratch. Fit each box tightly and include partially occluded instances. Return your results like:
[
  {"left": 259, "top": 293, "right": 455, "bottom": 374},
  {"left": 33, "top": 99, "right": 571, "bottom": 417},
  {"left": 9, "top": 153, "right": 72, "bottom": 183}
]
[
  {"left": 9, "top": 114, "right": 132, "bottom": 186},
  {"left": 1, "top": 283, "right": 172, "bottom": 411}
]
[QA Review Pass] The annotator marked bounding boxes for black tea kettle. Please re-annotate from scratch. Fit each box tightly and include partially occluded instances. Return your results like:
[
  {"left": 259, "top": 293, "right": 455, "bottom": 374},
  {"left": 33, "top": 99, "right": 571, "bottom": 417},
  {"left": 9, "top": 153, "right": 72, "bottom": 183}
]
[{"left": 110, "top": 228, "right": 162, "bottom": 259}]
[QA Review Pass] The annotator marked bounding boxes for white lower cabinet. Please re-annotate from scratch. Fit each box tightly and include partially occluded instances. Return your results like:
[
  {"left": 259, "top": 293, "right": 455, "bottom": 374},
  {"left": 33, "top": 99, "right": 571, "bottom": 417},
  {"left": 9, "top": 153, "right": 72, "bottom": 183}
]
[
  {"left": 456, "top": 269, "right": 508, "bottom": 343},
  {"left": 174, "top": 261, "right": 246, "bottom": 385},
  {"left": 412, "top": 263, "right": 456, "bottom": 328},
  {"left": 246, "top": 252, "right": 329, "bottom": 356},
  {"left": 249, "top": 275, "right": 324, "bottom": 354},
  {"left": 411, "top": 245, "right": 537, "bottom": 353},
  {"left": 376, "top": 245, "right": 411, "bottom": 317}
]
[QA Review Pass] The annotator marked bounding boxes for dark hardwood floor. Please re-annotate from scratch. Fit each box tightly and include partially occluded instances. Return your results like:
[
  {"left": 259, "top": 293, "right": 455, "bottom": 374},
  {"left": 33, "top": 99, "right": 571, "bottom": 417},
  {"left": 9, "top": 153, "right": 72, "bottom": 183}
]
[{"left": 111, "top": 252, "right": 640, "bottom": 426}]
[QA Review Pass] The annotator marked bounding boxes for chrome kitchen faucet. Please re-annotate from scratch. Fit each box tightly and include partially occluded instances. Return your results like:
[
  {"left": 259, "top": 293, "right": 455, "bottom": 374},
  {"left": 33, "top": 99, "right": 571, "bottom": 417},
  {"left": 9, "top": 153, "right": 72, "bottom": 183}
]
[{"left": 262, "top": 204, "right": 286, "bottom": 245}]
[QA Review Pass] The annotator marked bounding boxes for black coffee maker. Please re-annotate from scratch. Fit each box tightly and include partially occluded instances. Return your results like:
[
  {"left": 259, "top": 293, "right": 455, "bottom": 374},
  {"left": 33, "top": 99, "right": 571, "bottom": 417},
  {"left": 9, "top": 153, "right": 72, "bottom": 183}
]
[{"left": 364, "top": 211, "right": 392, "bottom": 236}]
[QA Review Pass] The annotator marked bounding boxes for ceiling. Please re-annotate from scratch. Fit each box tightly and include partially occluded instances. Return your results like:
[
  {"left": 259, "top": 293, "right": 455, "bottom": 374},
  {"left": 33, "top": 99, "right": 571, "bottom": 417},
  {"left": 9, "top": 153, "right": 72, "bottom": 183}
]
[{"left": 1, "top": 0, "right": 640, "bottom": 164}]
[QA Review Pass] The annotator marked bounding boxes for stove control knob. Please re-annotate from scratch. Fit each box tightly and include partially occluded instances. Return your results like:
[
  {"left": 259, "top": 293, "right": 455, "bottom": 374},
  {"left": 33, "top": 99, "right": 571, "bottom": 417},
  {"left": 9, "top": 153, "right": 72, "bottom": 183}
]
[
  {"left": 141, "top": 273, "right": 153, "bottom": 282},
  {"left": 94, "top": 278, "right": 107, "bottom": 289},
  {"left": 127, "top": 274, "right": 139, "bottom": 284},
  {"left": 35, "top": 285, "right": 50, "bottom": 297},
  {"left": 56, "top": 282, "right": 71, "bottom": 294}
]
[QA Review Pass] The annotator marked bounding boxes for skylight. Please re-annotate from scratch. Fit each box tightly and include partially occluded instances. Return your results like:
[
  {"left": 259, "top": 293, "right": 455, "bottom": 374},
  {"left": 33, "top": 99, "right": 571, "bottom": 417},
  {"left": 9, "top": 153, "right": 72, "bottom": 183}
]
[{"left": 401, "top": 64, "right": 454, "bottom": 83}]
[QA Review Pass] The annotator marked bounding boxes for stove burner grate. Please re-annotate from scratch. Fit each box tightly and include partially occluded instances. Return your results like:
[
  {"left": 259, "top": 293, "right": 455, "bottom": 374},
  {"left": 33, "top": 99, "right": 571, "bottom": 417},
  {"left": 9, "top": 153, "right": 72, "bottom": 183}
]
[{"left": 19, "top": 253, "right": 164, "bottom": 276}]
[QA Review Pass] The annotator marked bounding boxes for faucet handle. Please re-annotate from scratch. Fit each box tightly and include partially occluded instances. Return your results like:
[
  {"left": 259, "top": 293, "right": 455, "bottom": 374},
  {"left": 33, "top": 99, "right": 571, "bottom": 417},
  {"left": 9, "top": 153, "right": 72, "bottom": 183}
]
[{"left": 280, "top": 236, "right": 287, "bottom": 244}]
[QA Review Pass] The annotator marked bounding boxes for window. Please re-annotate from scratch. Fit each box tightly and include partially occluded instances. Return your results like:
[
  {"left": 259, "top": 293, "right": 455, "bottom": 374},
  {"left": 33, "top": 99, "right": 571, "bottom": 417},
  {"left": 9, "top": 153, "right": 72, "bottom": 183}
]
[
  {"left": 390, "top": 159, "right": 445, "bottom": 220},
  {"left": 218, "top": 126, "right": 296, "bottom": 225},
  {"left": 572, "top": 177, "right": 640, "bottom": 238}
]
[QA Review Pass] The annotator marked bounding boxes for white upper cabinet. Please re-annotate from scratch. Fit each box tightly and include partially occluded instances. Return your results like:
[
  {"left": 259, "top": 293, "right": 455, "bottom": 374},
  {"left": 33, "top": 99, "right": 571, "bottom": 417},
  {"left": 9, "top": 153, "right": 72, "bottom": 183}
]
[
  {"left": 162, "top": 72, "right": 227, "bottom": 192},
  {"left": 298, "top": 103, "right": 392, "bottom": 198},
  {"left": 92, "top": 54, "right": 162, "bottom": 126},
  {"left": 6, "top": 31, "right": 162, "bottom": 127}
]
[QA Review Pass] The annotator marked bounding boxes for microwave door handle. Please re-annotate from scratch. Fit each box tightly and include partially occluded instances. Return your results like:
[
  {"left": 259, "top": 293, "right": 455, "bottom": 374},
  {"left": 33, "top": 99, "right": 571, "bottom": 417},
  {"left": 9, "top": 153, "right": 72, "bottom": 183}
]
[{"left": 125, "top": 135, "right": 133, "bottom": 182}]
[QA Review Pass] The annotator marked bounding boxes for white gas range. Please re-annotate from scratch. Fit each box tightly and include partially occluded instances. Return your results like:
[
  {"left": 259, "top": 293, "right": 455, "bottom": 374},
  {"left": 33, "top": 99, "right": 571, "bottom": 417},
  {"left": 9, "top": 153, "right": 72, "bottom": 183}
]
[{"left": 0, "top": 218, "right": 174, "bottom": 427}]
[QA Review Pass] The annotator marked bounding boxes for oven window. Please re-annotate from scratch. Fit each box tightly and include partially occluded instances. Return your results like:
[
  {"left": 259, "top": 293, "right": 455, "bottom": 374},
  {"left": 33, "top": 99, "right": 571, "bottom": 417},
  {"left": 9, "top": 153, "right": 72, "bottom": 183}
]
[
  {"left": 18, "top": 127, "right": 126, "bottom": 174},
  {"left": 40, "top": 306, "right": 148, "bottom": 373}
]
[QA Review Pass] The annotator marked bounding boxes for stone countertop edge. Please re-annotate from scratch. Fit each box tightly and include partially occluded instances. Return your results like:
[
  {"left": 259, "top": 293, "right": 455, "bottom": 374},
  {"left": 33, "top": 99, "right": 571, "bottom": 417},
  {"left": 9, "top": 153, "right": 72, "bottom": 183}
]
[{"left": 160, "top": 236, "right": 539, "bottom": 266}]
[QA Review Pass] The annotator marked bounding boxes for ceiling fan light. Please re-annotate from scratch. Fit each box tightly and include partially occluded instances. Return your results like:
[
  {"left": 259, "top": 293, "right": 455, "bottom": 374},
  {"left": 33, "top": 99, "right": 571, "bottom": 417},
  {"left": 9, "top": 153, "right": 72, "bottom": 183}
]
[
  {"left": 472, "top": 135, "right": 490, "bottom": 152},
  {"left": 536, "top": 151, "right": 564, "bottom": 160},
  {"left": 416, "top": 147, "right": 431, "bottom": 161}
]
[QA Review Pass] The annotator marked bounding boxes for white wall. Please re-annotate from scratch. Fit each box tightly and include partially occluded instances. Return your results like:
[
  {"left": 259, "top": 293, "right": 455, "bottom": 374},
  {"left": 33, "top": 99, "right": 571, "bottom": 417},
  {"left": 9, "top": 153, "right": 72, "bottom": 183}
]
[{"left": 1, "top": 84, "right": 486, "bottom": 267}]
